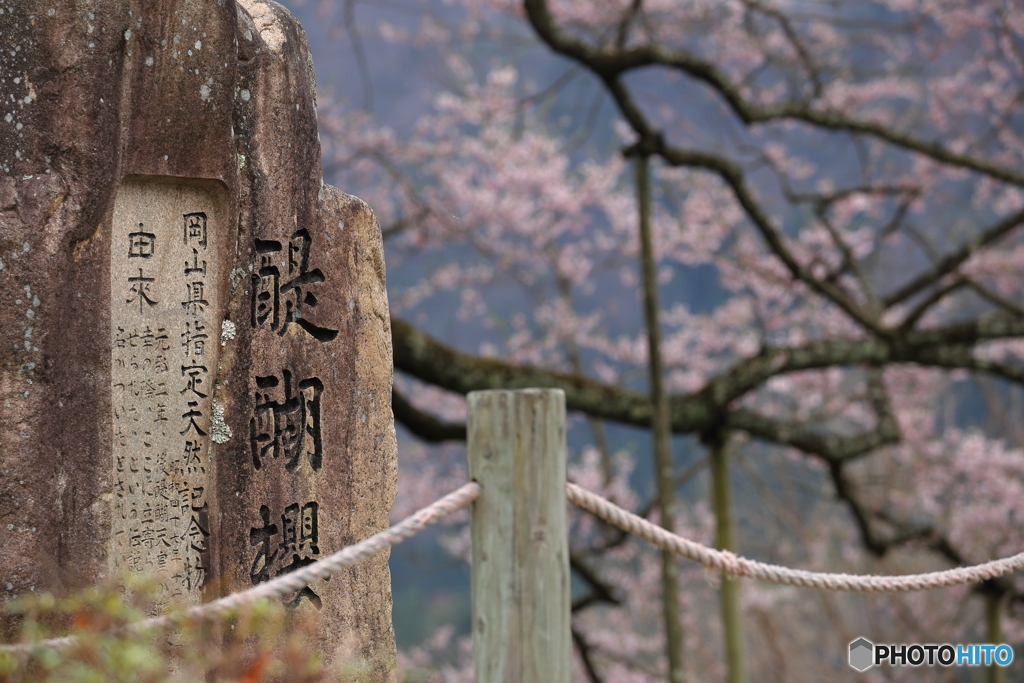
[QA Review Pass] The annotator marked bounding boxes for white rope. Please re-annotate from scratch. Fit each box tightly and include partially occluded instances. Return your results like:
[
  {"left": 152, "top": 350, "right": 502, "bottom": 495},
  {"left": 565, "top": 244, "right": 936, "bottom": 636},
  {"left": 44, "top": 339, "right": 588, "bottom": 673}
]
[
  {"left": 7, "top": 477, "right": 1023, "bottom": 655},
  {"left": 566, "top": 482, "right": 1024, "bottom": 592},
  {"left": 1, "top": 482, "right": 482, "bottom": 654}
]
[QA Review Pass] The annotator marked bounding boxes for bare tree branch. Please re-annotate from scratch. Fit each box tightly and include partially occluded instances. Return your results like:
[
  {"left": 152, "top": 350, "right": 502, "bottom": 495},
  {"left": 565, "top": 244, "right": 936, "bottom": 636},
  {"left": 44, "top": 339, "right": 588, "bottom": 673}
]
[
  {"left": 570, "top": 552, "right": 622, "bottom": 609},
  {"left": 572, "top": 627, "right": 607, "bottom": 683},
  {"left": 391, "top": 387, "right": 466, "bottom": 442}
]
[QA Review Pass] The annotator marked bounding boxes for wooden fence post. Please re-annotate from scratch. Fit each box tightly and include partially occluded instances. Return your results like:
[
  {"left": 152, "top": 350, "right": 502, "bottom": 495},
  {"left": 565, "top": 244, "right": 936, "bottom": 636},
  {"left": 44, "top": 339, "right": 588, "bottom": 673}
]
[{"left": 468, "top": 389, "right": 571, "bottom": 683}]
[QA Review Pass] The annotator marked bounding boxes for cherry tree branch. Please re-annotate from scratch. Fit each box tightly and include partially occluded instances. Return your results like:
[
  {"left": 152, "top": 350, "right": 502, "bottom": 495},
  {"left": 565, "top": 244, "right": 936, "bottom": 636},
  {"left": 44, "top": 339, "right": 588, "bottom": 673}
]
[
  {"left": 898, "top": 278, "right": 970, "bottom": 332},
  {"left": 836, "top": 482, "right": 1023, "bottom": 601},
  {"left": 614, "top": 0, "right": 643, "bottom": 50},
  {"left": 393, "top": 317, "right": 1024, "bottom": 465},
  {"left": 570, "top": 552, "right": 622, "bottom": 610},
  {"left": 618, "top": 102, "right": 886, "bottom": 336},
  {"left": 727, "top": 410, "right": 896, "bottom": 463},
  {"left": 908, "top": 346, "right": 1024, "bottom": 385},
  {"left": 828, "top": 462, "right": 932, "bottom": 557},
  {"left": 966, "top": 280, "right": 1024, "bottom": 320},
  {"left": 740, "top": 0, "right": 823, "bottom": 98},
  {"left": 814, "top": 202, "right": 880, "bottom": 311},
  {"left": 522, "top": 0, "right": 1024, "bottom": 186},
  {"left": 392, "top": 318, "right": 1024, "bottom": 427},
  {"left": 391, "top": 387, "right": 466, "bottom": 442},
  {"left": 572, "top": 627, "right": 607, "bottom": 683},
  {"left": 882, "top": 206, "right": 1024, "bottom": 309}
]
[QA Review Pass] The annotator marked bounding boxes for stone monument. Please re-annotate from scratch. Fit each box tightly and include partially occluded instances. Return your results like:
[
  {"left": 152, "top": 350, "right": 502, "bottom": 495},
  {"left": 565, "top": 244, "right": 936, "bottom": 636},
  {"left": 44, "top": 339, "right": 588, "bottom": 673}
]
[{"left": 0, "top": 0, "right": 398, "bottom": 677}]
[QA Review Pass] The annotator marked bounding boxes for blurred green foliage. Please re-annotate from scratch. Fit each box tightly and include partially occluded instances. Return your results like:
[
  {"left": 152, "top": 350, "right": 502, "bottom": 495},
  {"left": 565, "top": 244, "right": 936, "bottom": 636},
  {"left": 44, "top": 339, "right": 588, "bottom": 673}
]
[{"left": 0, "top": 576, "right": 326, "bottom": 683}]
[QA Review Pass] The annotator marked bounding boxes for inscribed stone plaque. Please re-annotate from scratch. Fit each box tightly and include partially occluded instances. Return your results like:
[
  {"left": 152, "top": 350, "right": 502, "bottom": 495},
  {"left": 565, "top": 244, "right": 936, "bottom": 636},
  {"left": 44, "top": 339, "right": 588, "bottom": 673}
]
[
  {"left": 0, "top": 0, "right": 397, "bottom": 676},
  {"left": 109, "top": 177, "right": 228, "bottom": 605}
]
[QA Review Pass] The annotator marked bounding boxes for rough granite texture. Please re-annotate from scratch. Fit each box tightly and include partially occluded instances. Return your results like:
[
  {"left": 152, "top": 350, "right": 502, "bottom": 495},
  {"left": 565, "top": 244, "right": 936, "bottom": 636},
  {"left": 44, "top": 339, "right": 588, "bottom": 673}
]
[{"left": 0, "top": 1, "right": 398, "bottom": 678}]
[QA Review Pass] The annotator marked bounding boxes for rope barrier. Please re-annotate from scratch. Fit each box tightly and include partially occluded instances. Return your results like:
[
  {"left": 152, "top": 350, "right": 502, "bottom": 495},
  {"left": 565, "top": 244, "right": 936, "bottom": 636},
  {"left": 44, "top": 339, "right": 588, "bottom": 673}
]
[
  {"left": 566, "top": 482, "right": 1024, "bottom": 592},
  {"left": 6, "top": 477, "right": 1023, "bottom": 655},
  {"left": 1, "top": 482, "right": 482, "bottom": 654}
]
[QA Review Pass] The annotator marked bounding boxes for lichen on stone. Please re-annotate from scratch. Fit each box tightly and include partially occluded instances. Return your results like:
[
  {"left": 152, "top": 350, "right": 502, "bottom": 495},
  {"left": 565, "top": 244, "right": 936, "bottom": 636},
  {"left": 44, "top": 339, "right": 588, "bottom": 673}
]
[
  {"left": 221, "top": 319, "right": 236, "bottom": 344},
  {"left": 210, "top": 403, "right": 231, "bottom": 444}
]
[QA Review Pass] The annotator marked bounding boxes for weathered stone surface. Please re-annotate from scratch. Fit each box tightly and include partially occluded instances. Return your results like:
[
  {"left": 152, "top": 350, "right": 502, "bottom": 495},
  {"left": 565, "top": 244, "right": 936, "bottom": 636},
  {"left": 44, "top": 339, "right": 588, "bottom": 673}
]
[{"left": 0, "top": 1, "right": 398, "bottom": 677}]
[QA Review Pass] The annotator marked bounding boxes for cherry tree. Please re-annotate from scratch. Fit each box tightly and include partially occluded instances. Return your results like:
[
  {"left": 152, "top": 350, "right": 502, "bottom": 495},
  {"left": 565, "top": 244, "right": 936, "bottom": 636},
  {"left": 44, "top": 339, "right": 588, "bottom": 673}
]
[{"left": 301, "top": 0, "right": 1024, "bottom": 680}]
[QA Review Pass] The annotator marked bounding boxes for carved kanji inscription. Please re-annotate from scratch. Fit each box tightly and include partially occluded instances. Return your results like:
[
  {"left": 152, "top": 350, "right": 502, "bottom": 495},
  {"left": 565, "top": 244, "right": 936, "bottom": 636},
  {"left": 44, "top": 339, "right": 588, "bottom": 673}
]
[
  {"left": 249, "top": 500, "right": 326, "bottom": 609},
  {"left": 109, "top": 178, "right": 226, "bottom": 607}
]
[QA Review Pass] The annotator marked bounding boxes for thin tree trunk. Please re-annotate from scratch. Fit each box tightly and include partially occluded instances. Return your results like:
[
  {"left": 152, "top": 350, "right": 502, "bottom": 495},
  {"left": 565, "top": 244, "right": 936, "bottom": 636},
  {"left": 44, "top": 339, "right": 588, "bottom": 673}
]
[
  {"left": 556, "top": 273, "right": 615, "bottom": 483},
  {"left": 636, "top": 153, "right": 686, "bottom": 683},
  {"left": 986, "top": 591, "right": 1004, "bottom": 683},
  {"left": 708, "top": 430, "right": 746, "bottom": 683}
]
